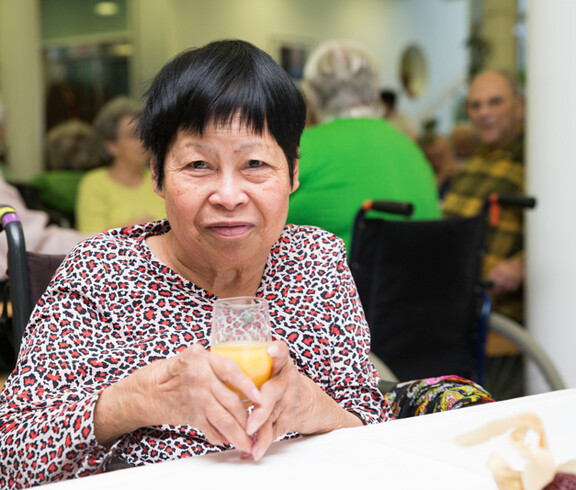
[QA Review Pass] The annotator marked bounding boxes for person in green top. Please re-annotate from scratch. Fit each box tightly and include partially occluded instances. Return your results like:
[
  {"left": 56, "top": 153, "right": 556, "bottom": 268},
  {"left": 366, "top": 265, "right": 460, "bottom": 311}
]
[{"left": 287, "top": 41, "right": 441, "bottom": 252}]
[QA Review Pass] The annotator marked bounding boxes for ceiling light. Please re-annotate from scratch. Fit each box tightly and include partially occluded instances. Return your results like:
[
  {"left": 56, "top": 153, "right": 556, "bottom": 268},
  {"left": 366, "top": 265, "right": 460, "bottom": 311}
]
[{"left": 94, "top": 2, "right": 119, "bottom": 17}]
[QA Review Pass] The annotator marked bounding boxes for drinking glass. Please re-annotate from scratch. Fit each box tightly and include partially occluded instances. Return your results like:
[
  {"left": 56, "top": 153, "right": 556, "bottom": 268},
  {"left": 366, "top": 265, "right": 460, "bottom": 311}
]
[{"left": 211, "top": 297, "right": 272, "bottom": 405}]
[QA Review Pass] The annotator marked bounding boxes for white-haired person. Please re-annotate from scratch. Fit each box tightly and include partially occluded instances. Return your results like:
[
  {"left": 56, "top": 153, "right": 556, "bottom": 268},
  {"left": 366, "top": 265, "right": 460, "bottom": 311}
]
[{"left": 288, "top": 40, "right": 441, "bottom": 252}]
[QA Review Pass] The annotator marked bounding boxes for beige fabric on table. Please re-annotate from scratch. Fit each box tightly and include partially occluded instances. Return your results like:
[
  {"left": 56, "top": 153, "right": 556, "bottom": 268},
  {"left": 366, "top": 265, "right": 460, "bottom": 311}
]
[{"left": 455, "top": 413, "right": 576, "bottom": 490}]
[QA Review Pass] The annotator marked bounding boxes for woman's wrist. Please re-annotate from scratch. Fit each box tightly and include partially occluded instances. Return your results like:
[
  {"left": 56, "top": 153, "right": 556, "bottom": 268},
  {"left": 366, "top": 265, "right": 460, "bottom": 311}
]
[
  {"left": 299, "top": 375, "right": 363, "bottom": 435},
  {"left": 94, "top": 375, "right": 147, "bottom": 445}
]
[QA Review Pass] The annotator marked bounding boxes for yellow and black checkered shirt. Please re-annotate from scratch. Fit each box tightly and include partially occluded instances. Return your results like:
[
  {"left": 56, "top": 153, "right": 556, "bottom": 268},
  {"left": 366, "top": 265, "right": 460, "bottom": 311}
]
[{"left": 442, "top": 136, "right": 525, "bottom": 322}]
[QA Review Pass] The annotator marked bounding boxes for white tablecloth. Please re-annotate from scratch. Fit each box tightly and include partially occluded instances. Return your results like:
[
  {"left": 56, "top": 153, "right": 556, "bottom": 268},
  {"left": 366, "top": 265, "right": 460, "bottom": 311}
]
[{"left": 42, "top": 388, "right": 576, "bottom": 489}]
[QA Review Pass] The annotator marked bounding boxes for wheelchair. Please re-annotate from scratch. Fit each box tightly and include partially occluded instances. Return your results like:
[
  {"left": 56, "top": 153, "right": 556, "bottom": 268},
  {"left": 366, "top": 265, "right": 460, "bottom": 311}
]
[
  {"left": 0, "top": 205, "right": 66, "bottom": 368},
  {"left": 349, "top": 196, "right": 565, "bottom": 401}
]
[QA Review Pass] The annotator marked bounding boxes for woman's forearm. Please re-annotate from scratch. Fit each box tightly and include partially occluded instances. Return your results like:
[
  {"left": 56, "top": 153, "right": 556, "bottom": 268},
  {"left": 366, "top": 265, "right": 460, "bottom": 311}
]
[{"left": 94, "top": 375, "right": 147, "bottom": 445}]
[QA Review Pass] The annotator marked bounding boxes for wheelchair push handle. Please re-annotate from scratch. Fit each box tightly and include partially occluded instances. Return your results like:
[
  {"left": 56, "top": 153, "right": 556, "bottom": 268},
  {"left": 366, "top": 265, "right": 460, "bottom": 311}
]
[
  {"left": 1, "top": 205, "right": 21, "bottom": 231},
  {"left": 0, "top": 204, "right": 31, "bottom": 355},
  {"left": 362, "top": 200, "right": 414, "bottom": 217},
  {"left": 488, "top": 193, "right": 537, "bottom": 210}
]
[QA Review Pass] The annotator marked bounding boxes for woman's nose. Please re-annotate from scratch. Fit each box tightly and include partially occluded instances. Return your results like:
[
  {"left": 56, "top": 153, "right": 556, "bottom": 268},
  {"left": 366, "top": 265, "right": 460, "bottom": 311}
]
[{"left": 208, "top": 172, "right": 248, "bottom": 209}]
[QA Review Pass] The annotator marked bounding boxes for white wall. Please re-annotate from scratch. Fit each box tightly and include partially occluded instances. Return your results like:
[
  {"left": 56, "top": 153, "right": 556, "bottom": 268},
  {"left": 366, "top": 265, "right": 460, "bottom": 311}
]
[
  {"left": 0, "top": 0, "right": 44, "bottom": 181},
  {"left": 0, "top": 0, "right": 469, "bottom": 178},
  {"left": 131, "top": 0, "right": 470, "bottom": 134}
]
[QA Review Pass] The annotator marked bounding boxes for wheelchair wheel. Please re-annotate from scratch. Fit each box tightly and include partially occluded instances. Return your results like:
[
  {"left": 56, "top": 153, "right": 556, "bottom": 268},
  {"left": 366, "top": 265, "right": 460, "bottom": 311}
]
[
  {"left": 369, "top": 351, "right": 399, "bottom": 394},
  {"left": 483, "top": 312, "right": 565, "bottom": 401}
]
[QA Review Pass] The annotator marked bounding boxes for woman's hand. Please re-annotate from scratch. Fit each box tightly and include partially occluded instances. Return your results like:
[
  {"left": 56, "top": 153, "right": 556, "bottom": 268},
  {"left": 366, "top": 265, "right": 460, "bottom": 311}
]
[
  {"left": 245, "top": 341, "right": 363, "bottom": 460},
  {"left": 94, "top": 344, "right": 261, "bottom": 453}
]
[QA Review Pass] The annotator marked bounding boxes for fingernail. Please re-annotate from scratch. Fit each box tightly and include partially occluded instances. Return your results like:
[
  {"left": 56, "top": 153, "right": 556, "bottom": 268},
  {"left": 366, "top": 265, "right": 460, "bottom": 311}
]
[{"left": 252, "top": 445, "right": 265, "bottom": 461}]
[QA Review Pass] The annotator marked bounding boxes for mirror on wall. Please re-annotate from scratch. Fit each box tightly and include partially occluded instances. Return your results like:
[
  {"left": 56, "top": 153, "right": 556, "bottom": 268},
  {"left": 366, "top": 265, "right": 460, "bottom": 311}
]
[{"left": 399, "top": 44, "right": 427, "bottom": 99}]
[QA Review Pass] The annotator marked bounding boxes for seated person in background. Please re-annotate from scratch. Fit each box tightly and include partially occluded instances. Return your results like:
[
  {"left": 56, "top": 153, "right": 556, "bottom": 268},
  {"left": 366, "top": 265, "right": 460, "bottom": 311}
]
[
  {"left": 0, "top": 39, "right": 492, "bottom": 488},
  {"left": 417, "top": 121, "right": 460, "bottom": 199},
  {"left": 380, "top": 88, "right": 417, "bottom": 140},
  {"left": 442, "top": 70, "right": 526, "bottom": 323},
  {"left": 288, "top": 41, "right": 441, "bottom": 251},
  {"left": 75, "top": 96, "right": 165, "bottom": 233},
  {"left": 0, "top": 98, "right": 88, "bottom": 282},
  {"left": 450, "top": 121, "right": 480, "bottom": 164},
  {"left": 28, "top": 119, "right": 100, "bottom": 226},
  {"left": 0, "top": 173, "right": 88, "bottom": 281}
]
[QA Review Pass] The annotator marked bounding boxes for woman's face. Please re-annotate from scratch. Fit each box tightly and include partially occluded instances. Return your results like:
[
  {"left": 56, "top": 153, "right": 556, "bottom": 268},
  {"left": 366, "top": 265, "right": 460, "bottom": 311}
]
[
  {"left": 156, "top": 117, "right": 299, "bottom": 270},
  {"left": 107, "top": 115, "right": 150, "bottom": 167}
]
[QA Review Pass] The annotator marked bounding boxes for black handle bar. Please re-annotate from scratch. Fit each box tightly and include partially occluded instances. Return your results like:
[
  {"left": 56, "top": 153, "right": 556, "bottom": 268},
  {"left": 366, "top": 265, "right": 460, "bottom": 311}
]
[
  {"left": 0, "top": 205, "right": 31, "bottom": 355},
  {"left": 488, "top": 193, "right": 537, "bottom": 210},
  {"left": 363, "top": 200, "right": 414, "bottom": 217}
]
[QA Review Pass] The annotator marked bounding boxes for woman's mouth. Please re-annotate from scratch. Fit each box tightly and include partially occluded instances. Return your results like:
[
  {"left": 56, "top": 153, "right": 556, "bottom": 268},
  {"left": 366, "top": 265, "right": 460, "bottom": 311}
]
[{"left": 208, "top": 224, "right": 253, "bottom": 238}]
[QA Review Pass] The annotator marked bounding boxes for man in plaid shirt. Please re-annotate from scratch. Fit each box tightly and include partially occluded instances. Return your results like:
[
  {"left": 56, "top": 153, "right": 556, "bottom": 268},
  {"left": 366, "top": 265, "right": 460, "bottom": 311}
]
[{"left": 443, "top": 70, "right": 525, "bottom": 323}]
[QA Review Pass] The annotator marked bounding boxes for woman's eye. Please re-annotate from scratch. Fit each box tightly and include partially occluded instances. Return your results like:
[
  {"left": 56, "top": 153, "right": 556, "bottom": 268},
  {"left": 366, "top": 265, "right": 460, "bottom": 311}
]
[
  {"left": 190, "top": 161, "right": 208, "bottom": 169},
  {"left": 246, "top": 160, "right": 265, "bottom": 169}
]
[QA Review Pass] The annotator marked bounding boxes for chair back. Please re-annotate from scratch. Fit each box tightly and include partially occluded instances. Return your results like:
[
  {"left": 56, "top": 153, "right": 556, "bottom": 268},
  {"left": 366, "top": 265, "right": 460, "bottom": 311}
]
[{"left": 350, "top": 206, "right": 486, "bottom": 382}]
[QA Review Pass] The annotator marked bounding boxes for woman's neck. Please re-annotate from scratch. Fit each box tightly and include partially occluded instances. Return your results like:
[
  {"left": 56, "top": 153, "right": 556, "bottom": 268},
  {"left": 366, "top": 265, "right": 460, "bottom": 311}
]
[
  {"left": 108, "top": 160, "right": 146, "bottom": 187},
  {"left": 146, "top": 233, "right": 266, "bottom": 298}
]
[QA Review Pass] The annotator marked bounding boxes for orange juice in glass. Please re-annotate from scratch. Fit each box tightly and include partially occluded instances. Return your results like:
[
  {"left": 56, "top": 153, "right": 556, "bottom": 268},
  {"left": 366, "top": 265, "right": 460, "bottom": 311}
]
[{"left": 211, "top": 297, "right": 272, "bottom": 405}]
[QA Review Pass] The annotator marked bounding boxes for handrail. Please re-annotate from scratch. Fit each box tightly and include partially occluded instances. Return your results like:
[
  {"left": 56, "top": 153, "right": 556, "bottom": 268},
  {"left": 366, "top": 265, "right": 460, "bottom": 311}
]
[{"left": 0, "top": 205, "right": 30, "bottom": 354}]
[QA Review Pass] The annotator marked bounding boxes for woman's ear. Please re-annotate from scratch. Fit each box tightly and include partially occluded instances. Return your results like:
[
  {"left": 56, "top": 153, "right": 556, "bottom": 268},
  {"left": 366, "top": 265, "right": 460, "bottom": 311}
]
[
  {"left": 291, "top": 158, "right": 300, "bottom": 193},
  {"left": 104, "top": 139, "right": 117, "bottom": 158}
]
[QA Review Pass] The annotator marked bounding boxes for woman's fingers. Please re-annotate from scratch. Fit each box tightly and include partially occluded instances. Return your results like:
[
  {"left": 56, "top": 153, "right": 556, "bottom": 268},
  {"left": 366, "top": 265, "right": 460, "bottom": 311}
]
[
  {"left": 246, "top": 341, "right": 300, "bottom": 445},
  {"left": 250, "top": 419, "right": 275, "bottom": 461},
  {"left": 151, "top": 345, "right": 264, "bottom": 451},
  {"left": 202, "top": 403, "right": 254, "bottom": 453},
  {"left": 209, "top": 354, "right": 263, "bottom": 406}
]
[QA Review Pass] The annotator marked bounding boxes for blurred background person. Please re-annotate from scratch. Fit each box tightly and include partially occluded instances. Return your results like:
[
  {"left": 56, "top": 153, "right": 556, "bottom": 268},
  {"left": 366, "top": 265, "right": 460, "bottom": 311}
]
[
  {"left": 28, "top": 119, "right": 100, "bottom": 227},
  {"left": 75, "top": 96, "right": 165, "bottom": 233},
  {"left": 417, "top": 120, "right": 461, "bottom": 199},
  {"left": 380, "top": 88, "right": 417, "bottom": 140},
  {"left": 0, "top": 95, "right": 88, "bottom": 284},
  {"left": 442, "top": 70, "right": 525, "bottom": 323},
  {"left": 450, "top": 121, "right": 480, "bottom": 165},
  {"left": 288, "top": 40, "right": 440, "bottom": 252}
]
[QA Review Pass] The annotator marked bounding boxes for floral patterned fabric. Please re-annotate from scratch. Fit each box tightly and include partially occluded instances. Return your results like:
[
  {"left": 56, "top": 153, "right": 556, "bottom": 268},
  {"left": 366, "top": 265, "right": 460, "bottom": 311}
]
[{"left": 384, "top": 375, "right": 495, "bottom": 419}]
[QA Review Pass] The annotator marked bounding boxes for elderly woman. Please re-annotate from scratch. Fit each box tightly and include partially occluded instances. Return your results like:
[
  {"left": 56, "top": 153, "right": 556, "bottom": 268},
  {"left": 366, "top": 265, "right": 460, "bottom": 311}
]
[
  {"left": 75, "top": 96, "right": 165, "bottom": 233},
  {"left": 287, "top": 41, "right": 441, "bottom": 252},
  {"left": 0, "top": 40, "right": 384, "bottom": 487},
  {"left": 0, "top": 40, "right": 491, "bottom": 488}
]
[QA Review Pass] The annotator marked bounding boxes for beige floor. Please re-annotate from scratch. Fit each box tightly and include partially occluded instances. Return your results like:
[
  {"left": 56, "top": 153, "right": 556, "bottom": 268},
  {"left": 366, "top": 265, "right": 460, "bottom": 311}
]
[{"left": 0, "top": 372, "right": 9, "bottom": 390}]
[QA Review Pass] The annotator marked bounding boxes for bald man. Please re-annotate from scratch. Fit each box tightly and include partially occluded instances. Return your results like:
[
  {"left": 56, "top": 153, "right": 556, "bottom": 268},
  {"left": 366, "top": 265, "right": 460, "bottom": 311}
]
[{"left": 443, "top": 70, "right": 526, "bottom": 323}]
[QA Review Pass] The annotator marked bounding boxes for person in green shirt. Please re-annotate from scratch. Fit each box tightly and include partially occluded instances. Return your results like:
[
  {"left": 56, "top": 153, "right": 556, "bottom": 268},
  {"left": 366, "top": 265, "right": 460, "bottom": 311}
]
[{"left": 288, "top": 41, "right": 440, "bottom": 252}]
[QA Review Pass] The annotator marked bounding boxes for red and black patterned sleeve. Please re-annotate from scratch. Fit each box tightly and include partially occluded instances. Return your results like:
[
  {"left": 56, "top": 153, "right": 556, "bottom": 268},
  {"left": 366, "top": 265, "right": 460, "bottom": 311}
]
[
  {"left": 0, "top": 295, "right": 123, "bottom": 488},
  {"left": 319, "top": 236, "right": 393, "bottom": 424}
]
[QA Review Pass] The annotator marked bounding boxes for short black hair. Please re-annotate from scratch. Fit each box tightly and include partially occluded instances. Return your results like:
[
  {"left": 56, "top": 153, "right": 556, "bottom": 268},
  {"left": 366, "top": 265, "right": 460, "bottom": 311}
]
[
  {"left": 380, "top": 89, "right": 397, "bottom": 108},
  {"left": 139, "top": 39, "right": 306, "bottom": 189}
]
